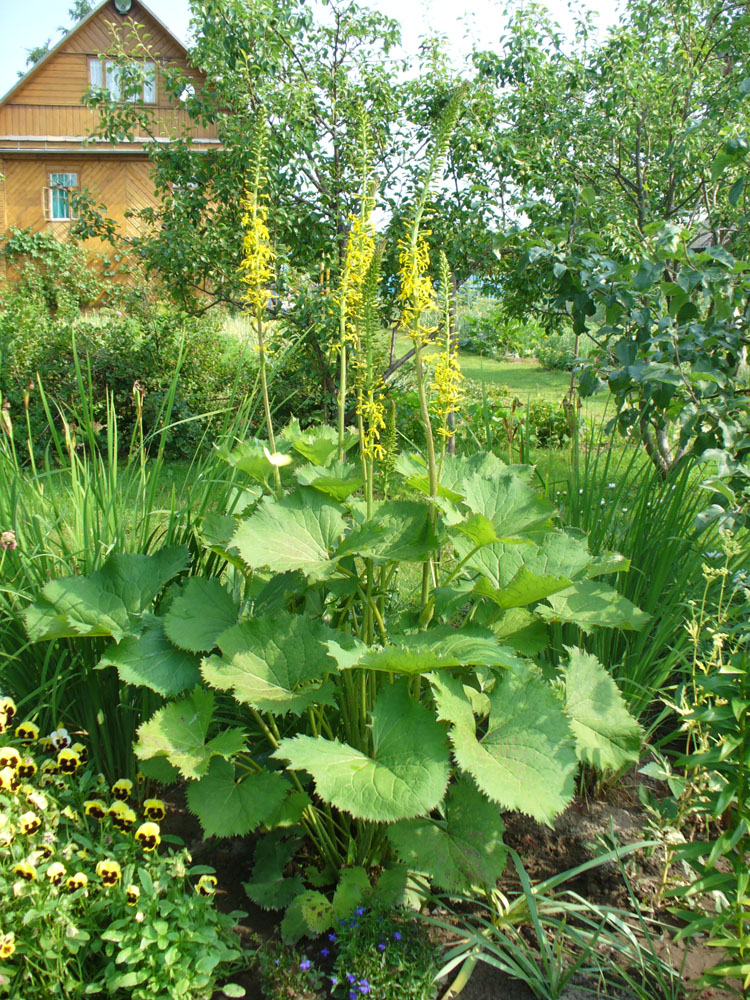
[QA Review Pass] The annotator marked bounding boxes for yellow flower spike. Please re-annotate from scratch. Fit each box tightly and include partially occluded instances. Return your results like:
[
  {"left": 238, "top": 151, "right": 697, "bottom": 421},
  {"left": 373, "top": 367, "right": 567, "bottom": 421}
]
[
  {"left": 195, "top": 874, "right": 217, "bottom": 896},
  {"left": 15, "top": 720, "right": 39, "bottom": 742},
  {"left": 84, "top": 799, "right": 107, "bottom": 820},
  {"left": 108, "top": 800, "right": 136, "bottom": 830},
  {"left": 143, "top": 799, "right": 166, "bottom": 822},
  {"left": 0, "top": 931, "right": 15, "bottom": 960},
  {"left": 431, "top": 350, "right": 465, "bottom": 435},
  {"left": 96, "top": 859, "right": 122, "bottom": 886},
  {"left": 111, "top": 779, "right": 133, "bottom": 801},
  {"left": 336, "top": 211, "right": 376, "bottom": 332},
  {"left": 14, "top": 861, "right": 37, "bottom": 882},
  {"left": 125, "top": 884, "right": 140, "bottom": 906},
  {"left": 56, "top": 748, "right": 81, "bottom": 775},
  {"left": 18, "top": 757, "right": 37, "bottom": 780},
  {"left": 18, "top": 811, "right": 41, "bottom": 835},
  {"left": 397, "top": 232, "right": 436, "bottom": 339},
  {"left": 240, "top": 191, "right": 275, "bottom": 313},
  {"left": 46, "top": 862, "right": 66, "bottom": 886},
  {"left": 0, "top": 747, "right": 20, "bottom": 770},
  {"left": 65, "top": 872, "right": 88, "bottom": 892},
  {"left": 135, "top": 821, "right": 160, "bottom": 852},
  {"left": 0, "top": 766, "right": 19, "bottom": 793}
]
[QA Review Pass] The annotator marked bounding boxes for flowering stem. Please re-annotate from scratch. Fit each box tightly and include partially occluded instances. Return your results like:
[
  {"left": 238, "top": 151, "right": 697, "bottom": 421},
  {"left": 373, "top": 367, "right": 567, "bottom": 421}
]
[
  {"left": 255, "top": 308, "right": 282, "bottom": 497},
  {"left": 338, "top": 316, "right": 347, "bottom": 462},
  {"left": 414, "top": 337, "right": 438, "bottom": 610}
]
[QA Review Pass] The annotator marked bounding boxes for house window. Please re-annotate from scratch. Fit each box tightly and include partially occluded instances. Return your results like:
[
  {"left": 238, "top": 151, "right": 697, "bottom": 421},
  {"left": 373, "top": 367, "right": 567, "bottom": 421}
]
[
  {"left": 49, "top": 172, "right": 78, "bottom": 221},
  {"left": 89, "top": 57, "right": 156, "bottom": 103}
]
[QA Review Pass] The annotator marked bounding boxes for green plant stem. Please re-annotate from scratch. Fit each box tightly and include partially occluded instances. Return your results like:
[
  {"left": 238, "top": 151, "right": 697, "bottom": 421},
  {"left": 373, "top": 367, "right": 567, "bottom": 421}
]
[
  {"left": 255, "top": 308, "right": 282, "bottom": 496},
  {"left": 338, "top": 325, "right": 348, "bottom": 461},
  {"left": 414, "top": 336, "right": 438, "bottom": 612}
]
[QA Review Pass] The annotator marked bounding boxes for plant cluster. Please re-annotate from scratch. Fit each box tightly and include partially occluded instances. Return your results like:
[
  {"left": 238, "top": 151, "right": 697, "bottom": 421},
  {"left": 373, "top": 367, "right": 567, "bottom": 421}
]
[{"left": 0, "top": 699, "right": 247, "bottom": 998}]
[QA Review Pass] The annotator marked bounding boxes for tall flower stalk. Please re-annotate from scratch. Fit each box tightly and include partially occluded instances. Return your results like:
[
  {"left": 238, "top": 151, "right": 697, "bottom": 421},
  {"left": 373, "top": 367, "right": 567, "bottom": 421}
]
[{"left": 240, "top": 125, "right": 280, "bottom": 494}]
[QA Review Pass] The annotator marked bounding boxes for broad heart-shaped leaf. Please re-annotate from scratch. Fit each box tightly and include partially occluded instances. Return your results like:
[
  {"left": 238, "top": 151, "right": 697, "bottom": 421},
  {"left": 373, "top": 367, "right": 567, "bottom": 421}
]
[
  {"left": 186, "top": 757, "right": 290, "bottom": 838},
  {"left": 492, "top": 608, "right": 549, "bottom": 657},
  {"left": 163, "top": 578, "right": 239, "bottom": 653},
  {"left": 244, "top": 834, "right": 305, "bottom": 910},
  {"left": 536, "top": 581, "right": 650, "bottom": 633},
  {"left": 295, "top": 460, "right": 364, "bottom": 500},
  {"left": 461, "top": 470, "right": 554, "bottom": 538},
  {"left": 431, "top": 671, "right": 577, "bottom": 825},
  {"left": 134, "top": 687, "right": 246, "bottom": 780},
  {"left": 97, "top": 615, "right": 201, "bottom": 696},
  {"left": 564, "top": 647, "right": 642, "bottom": 772},
  {"left": 231, "top": 488, "right": 345, "bottom": 580},
  {"left": 281, "top": 890, "right": 334, "bottom": 944},
  {"left": 332, "top": 868, "right": 370, "bottom": 918},
  {"left": 389, "top": 777, "right": 507, "bottom": 892},
  {"left": 201, "top": 612, "right": 338, "bottom": 715},
  {"left": 474, "top": 569, "right": 573, "bottom": 611},
  {"left": 217, "top": 438, "right": 290, "bottom": 483},
  {"left": 345, "top": 625, "right": 523, "bottom": 674},
  {"left": 273, "top": 680, "right": 450, "bottom": 822},
  {"left": 24, "top": 546, "right": 189, "bottom": 642},
  {"left": 282, "top": 418, "right": 358, "bottom": 466},
  {"left": 335, "top": 500, "right": 439, "bottom": 563}
]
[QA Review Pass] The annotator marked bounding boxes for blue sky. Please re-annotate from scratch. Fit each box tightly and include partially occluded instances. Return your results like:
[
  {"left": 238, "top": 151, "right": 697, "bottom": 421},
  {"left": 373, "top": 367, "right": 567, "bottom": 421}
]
[{"left": 0, "top": 0, "right": 622, "bottom": 100}]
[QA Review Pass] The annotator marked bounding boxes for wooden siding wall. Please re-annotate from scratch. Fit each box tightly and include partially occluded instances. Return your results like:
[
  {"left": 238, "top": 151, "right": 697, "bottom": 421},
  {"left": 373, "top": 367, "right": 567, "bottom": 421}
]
[{"left": 0, "top": 3, "right": 216, "bottom": 141}]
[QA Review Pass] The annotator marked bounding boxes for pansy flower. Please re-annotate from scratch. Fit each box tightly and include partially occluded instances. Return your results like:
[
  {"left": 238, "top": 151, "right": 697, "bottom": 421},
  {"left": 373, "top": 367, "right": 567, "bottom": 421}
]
[
  {"left": 15, "top": 720, "right": 39, "bottom": 742},
  {"left": 0, "top": 747, "right": 20, "bottom": 770},
  {"left": 65, "top": 872, "right": 88, "bottom": 892},
  {"left": 0, "top": 766, "right": 19, "bottom": 792},
  {"left": 56, "top": 748, "right": 81, "bottom": 774},
  {"left": 134, "top": 822, "right": 160, "bottom": 852},
  {"left": 125, "top": 884, "right": 140, "bottom": 906},
  {"left": 39, "top": 759, "right": 58, "bottom": 782},
  {"left": 195, "top": 874, "right": 217, "bottom": 896},
  {"left": 49, "top": 728, "right": 71, "bottom": 751},
  {"left": 0, "top": 697, "right": 16, "bottom": 732},
  {"left": 25, "top": 789, "right": 47, "bottom": 812},
  {"left": 111, "top": 779, "right": 133, "bottom": 801},
  {"left": 108, "top": 800, "right": 136, "bottom": 830},
  {"left": 13, "top": 861, "right": 37, "bottom": 882},
  {"left": 0, "top": 932, "right": 15, "bottom": 959},
  {"left": 84, "top": 799, "right": 108, "bottom": 820},
  {"left": 17, "top": 757, "right": 37, "bottom": 780},
  {"left": 142, "top": 798, "right": 166, "bottom": 822},
  {"left": 46, "top": 862, "right": 66, "bottom": 886},
  {"left": 71, "top": 742, "right": 88, "bottom": 765},
  {"left": 18, "top": 811, "right": 41, "bottom": 835},
  {"left": 96, "top": 859, "right": 122, "bottom": 886}
]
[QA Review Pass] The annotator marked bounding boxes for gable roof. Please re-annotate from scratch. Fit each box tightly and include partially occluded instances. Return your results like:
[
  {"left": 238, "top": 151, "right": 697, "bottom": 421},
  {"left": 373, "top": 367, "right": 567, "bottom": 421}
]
[{"left": 0, "top": 0, "right": 189, "bottom": 108}]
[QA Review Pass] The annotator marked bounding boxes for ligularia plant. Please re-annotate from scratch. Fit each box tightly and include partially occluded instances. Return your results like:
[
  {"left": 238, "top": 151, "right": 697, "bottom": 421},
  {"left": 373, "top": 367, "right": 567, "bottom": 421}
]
[{"left": 24, "top": 91, "right": 647, "bottom": 942}]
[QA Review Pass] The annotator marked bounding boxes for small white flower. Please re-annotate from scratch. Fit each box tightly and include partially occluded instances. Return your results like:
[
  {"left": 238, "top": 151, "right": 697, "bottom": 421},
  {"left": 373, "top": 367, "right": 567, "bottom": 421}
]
[{"left": 263, "top": 447, "right": 292, "bottom": 468}]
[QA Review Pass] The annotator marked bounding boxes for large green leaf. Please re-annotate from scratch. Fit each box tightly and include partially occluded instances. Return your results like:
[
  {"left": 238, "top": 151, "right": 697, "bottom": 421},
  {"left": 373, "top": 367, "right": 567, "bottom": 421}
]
[
  {"left": 432, "top": 671, "right": 577, "bottom": 825},
  {"left": 201, "top": 612, "right": 338, "bottom": 715},
  {"left": 346, "top": 625, "right": 522, "bottom": 674},
  {"left": 461, "top": 471, "right": 554, "bottom": 538},
  {"left": 217, "top": 438, "right": 288, "bottom": 483},
  {"left": 244, "top": 835, "right": 305, "bottom": 910},
  {"left": 492, "top": 608, "right": 549, "bottom": 656},
  {"left": 273, "top": 681, "right": 450, "bottom": 822},
  {"left": 24, "top": 547, "right": 189, "bottom": 642},
  {"left": 187, "top": 757, "right": 290, "bottom": 837},
  {"left": 564, "top": 647, "right": 642, "bottom": 771},
  {"left": 335, "top": 500, "right": 439, "bottom": 563},
  {"left": 163, "top": 578, "right": 239, "bottom": 653},
  {"left": 295, "top": 460, "right": 364, "bottom": 500},
  {"left": 280, "top": 890, "right": 334, "bottom": 944},
  {"left": 282, "top": 419, "right": 358, "bottom": 466},
  {"left": 474, "top": 569, "right": 573, "bottom": 610},
  {"left": 97, "top": 615, "right": 201, "bottom": 696},
  {"left": 536, "top": 580, "right": 650, "bottom": 632},
  {"left": 231, "top": 488, "right": 345, "bottom": 580},
  {"left": 134, "top": 688, "right": 246, "bottom": 780},
  {"left": 389, "top": 777, "right": 507, "bottom": 892}
]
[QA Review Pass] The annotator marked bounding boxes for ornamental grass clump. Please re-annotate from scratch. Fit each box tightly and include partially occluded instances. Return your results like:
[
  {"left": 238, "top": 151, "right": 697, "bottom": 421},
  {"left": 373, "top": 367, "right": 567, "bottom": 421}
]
[{"left": 0, "top": 697, "right": 248, "bottom": 999}]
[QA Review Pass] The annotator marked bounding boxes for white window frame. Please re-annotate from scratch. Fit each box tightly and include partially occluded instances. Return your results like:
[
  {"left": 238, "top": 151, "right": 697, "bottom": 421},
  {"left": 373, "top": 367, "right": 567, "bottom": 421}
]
[
  {"left": 89, "top": 57, "right": 156, "bottom": 104},
  {"left": 48, "top": 172, "right": 78, "bottom": 222}
]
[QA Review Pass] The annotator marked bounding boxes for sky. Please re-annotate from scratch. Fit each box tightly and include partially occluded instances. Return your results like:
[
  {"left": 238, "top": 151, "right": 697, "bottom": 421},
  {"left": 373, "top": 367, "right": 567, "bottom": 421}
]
[{"left": 0, "top": 0, "right": 623, "bottom": 100}]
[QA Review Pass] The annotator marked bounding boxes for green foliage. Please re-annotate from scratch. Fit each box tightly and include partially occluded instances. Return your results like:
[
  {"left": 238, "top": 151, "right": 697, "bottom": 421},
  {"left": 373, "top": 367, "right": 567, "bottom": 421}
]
[{"left": 0, "top": 711, "right": 247, "bottom": 999}]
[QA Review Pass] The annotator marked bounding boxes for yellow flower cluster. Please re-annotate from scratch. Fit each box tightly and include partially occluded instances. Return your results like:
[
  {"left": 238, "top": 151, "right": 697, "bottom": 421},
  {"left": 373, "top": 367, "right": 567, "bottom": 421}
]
[
  {"left": 357, "top": 386, "right": 387, "bottom": 461},
  {"left": 431, "top": 350, "right": 465, "bottom": 435},
  {"left": 240, "top": 191, "right": 275, "bottom": 313},
  {"left": 397, "top": 232, "right": 435, "bottom": 338},
  {"left": 337, "top": 212, "right": 376, "bottom": 336}
]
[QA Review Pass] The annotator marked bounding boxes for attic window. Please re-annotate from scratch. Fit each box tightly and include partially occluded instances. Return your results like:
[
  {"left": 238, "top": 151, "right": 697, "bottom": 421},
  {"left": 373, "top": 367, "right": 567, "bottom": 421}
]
[
  {"left": 89, "top": 58, "right": 156, "bottom": 103},
  {"left": 48, "top": 173, "right": 78, "bottom": 221}
]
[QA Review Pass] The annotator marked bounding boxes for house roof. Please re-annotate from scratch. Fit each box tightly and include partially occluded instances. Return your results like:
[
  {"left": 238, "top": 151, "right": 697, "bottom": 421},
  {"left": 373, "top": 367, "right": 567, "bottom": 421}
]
[{"left": 0, "top": 0, "right": 189, "bottom": 108}]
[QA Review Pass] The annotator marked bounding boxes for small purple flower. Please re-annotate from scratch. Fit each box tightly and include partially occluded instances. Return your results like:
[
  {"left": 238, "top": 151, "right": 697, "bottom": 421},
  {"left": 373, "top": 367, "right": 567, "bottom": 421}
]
[
  {"left": 330, "top": 976, "right": 339, "bottom": 987},
  {"left": 299, "top": 959, "right": 311, "bottom": 971},
  {"left": 377, "top": 942, "right": 386, "bottom": 952},
  {"left": 320, "top": 948, "right": 330, "bottom": 958},
  {"left": 359, "top": 980, "right": 371, "bottom": 994},
  {"left": 347, "top": 972, "right": 357, "bottom": 983},
  {"left": 328, "top": 933, "right": 337, "bottom": 942},
  {"left": 354, "top": 906, "right": 366, "bottom": 915},
  {"left": 349, "top": 992, "right": 357, "bottom": 999},
  {"left": 393, "top": 931, "right": 402, "bottom": 941}
]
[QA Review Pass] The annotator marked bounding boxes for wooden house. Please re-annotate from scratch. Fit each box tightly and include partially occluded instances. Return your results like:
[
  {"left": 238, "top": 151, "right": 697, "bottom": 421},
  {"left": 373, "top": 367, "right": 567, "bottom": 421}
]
[{"left": 0, "top": 0, "right": 218, "bottom": 277}]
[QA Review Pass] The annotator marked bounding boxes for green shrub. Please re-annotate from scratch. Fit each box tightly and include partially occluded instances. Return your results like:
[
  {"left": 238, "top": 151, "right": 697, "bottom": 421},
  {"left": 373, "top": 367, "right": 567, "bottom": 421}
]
[{"left": 0, "top": 699, "right": 248, "bottom": 999}]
